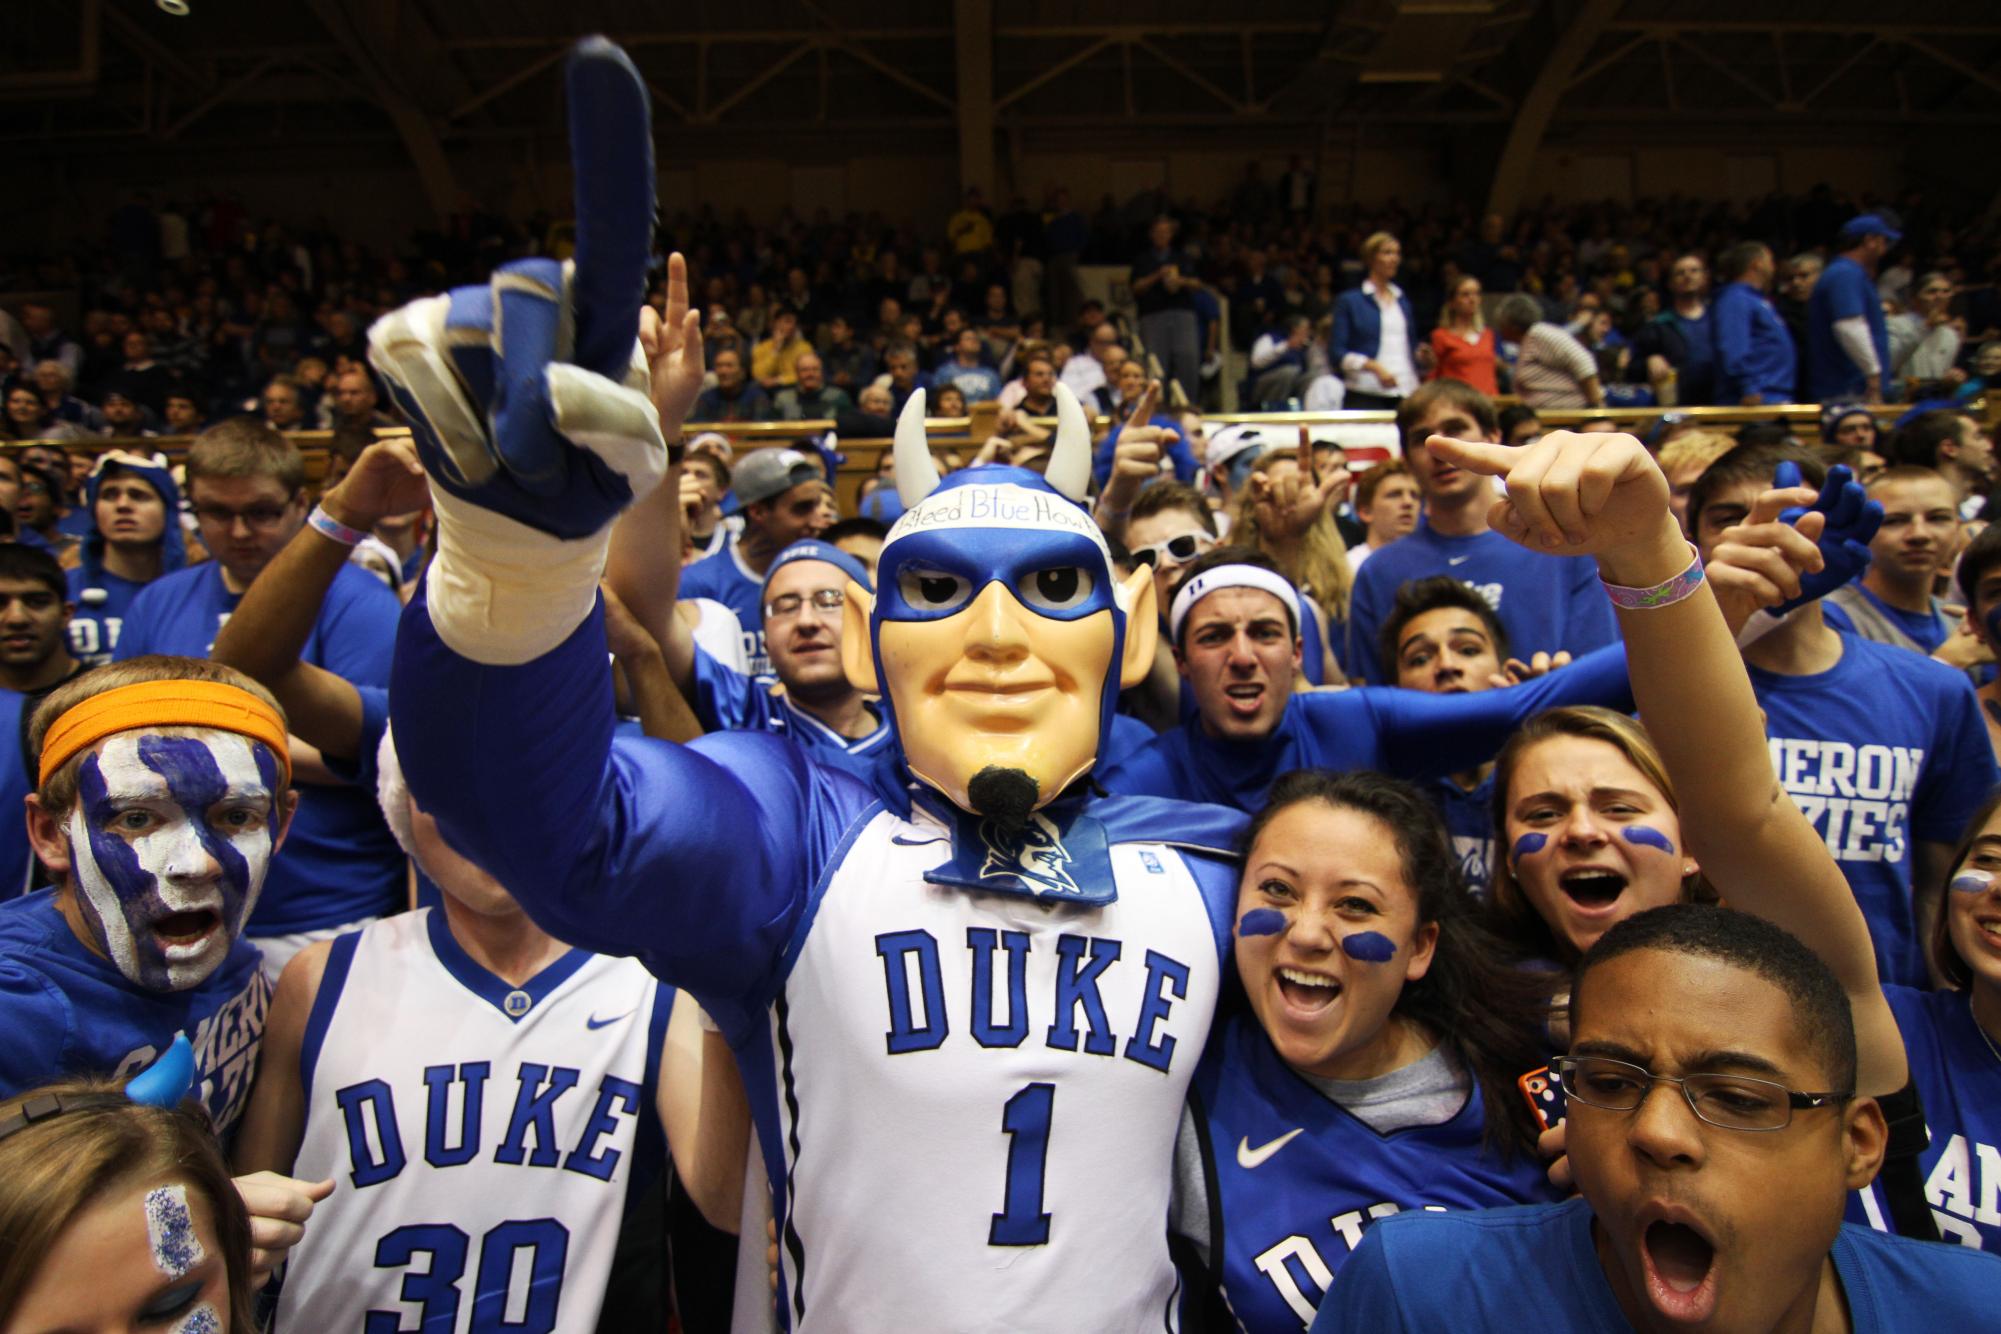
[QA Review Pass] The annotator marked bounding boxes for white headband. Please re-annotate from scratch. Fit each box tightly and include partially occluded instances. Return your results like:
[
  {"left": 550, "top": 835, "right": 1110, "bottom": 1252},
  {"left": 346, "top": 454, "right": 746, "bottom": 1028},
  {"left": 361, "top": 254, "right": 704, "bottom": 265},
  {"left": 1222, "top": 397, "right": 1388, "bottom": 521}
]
[{"left": 1168, "top": 564, "right": 1303, "bottom": 642}]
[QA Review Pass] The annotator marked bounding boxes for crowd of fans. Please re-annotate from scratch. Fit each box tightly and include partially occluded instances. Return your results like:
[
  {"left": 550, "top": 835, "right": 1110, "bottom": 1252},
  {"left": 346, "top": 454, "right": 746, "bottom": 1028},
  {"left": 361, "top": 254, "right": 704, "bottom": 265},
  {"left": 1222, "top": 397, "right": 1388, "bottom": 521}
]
[
  {"left": 2, "top": 171, "right": 2001, "bottom": 1332},
  {"left": 7, "top": 177, "right": 2001, "bottom": 450}
]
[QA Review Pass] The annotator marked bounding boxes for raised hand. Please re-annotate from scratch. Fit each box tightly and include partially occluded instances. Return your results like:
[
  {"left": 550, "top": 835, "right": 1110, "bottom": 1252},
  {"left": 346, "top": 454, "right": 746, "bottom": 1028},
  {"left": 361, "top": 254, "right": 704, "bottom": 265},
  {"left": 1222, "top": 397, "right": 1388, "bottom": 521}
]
[
  {"left": 321, "top": 437, "right": 429, "bottom": 532},
  {"left": 1768, "top": 460, "right": 1882, "bottom": 615},
  {"left": 640, "top": 251, "right": 705, "bottom": 437},
  {"left": 1422, "top": 429, "right": 1682, "bottom": 584},
  {"left": 368, "top": 36, "right": 667, "bottom": 543},
  {"left": 1095, "top": 380, "right": 1177, "bottom": 526},
  {"left": 1705, "top": 478, "right": 1829, "bottom": 636}
]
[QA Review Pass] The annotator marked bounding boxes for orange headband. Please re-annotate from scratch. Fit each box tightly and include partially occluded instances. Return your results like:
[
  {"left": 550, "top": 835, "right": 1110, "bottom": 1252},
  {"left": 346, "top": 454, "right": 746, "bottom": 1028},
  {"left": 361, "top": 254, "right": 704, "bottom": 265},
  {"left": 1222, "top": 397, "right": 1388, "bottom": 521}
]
[{"left": 38, "top": 681, "right": 291, "bottom": 787}]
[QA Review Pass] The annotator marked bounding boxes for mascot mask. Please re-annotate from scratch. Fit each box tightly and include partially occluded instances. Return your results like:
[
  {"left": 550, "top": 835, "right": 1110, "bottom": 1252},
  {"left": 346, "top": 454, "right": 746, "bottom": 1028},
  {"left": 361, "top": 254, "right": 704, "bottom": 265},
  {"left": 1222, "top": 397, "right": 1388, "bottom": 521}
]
[{"left": 840, "top": 384, "right": 1157, "bottom": 826}]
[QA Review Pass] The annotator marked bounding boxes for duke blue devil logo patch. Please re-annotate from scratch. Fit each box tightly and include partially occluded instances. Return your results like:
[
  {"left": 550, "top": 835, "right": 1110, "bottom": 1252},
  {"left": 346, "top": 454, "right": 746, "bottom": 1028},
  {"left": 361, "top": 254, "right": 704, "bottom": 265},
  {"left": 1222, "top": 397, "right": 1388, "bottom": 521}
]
[
  {"left": 978, "top": 813, "right": 1080, "bottom": 897},
  {"left": 925, "top": 807, "right": 1118, "bottom": 906}
]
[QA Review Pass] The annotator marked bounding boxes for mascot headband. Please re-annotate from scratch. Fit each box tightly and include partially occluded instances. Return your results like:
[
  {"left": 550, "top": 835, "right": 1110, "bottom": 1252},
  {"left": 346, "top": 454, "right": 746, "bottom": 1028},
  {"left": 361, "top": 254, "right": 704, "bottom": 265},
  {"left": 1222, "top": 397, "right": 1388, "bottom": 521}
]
[
  {"left": 40, "top": 681, "right": 291, "bottom": 787},
  {"left": 1168, "top": 564, "right": 1303, "bottom": 643}
]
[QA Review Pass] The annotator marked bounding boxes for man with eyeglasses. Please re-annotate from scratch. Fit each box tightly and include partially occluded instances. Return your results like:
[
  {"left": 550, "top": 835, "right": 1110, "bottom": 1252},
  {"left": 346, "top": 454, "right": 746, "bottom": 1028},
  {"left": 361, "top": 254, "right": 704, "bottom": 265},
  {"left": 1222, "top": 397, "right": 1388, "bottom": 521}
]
[
  {"left": 688, "top": 540, "right": 893, "bottom": 779},
  {"left": 115, "top": 418, "right": 403, "bottom": 981},
  {"left": 1313, "top": 905, "right": 2001, "bottom": 1331},
  {"left": 679, "top": 446, "right": 834, "bottom": 674}
]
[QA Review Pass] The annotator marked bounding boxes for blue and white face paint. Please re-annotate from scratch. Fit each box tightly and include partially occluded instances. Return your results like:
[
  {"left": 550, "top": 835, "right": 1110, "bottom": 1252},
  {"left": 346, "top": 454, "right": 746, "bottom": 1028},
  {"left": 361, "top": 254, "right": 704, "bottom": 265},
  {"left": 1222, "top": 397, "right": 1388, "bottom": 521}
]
[{"left": 67, "top": 730, "right": 279, "bottom": 992}]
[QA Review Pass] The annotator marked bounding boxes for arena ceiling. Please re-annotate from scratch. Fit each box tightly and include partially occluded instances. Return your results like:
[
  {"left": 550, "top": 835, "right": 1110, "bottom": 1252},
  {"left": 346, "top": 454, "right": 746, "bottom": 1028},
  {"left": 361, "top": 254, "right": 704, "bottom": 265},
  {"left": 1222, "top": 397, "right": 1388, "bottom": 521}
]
[{"left": 6, "top": 1, "right": 2001, "bottom": 211}]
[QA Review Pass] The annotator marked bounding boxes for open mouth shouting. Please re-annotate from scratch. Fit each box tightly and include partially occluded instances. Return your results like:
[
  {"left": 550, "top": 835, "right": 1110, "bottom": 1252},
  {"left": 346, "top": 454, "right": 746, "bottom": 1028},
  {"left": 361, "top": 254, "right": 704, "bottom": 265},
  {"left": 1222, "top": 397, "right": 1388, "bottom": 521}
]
[
  {"left": 1559, "top": 865, "right": 1630, "bottom": 912},
  {"left": 1274, "top": 966, "right": 1342, "bottom": 1019},
  {"left": 1636, "top": 1206, "right": 1720, "bottom": 1324},
  {"left": 1223, "top": 681, "right": 1266, "bottom": 718},
  {"left": 153, "top": 905, "right": 222, "bottom": 952}
]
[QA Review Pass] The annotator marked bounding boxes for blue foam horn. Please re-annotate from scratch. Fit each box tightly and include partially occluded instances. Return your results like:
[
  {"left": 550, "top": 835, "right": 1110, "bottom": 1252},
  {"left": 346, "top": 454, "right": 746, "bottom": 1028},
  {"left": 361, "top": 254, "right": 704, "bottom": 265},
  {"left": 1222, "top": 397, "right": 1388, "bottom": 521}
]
[{"left": 123, "top": 1035, "right": 196, "bottom": 1109}]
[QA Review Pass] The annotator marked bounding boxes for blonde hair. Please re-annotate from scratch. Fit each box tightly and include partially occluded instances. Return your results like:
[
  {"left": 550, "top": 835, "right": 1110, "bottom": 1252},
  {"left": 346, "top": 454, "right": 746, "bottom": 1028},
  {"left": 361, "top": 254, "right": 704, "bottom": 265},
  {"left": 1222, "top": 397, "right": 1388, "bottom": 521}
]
[
  {"left": 1487, "top": 707, "right": 1715, "bottom": 963},
  {"left": 1230, "top": 464, "right": 1354, "bottom": 623},
  {"left": 1656, "top": 429, "right": 1738, "bottom": 479},
  {"left": 0, "top": 1078, "right": 254, "bottom": 1330},
  {"left": 1361, "top": 232, "right": 1399, "bottom": 270},
  {"left": 27, "top": 657, "right": 286, "bottom": 819},
  {"left": 1438, "top": 274, "right": 1485, "bottom": 335}
]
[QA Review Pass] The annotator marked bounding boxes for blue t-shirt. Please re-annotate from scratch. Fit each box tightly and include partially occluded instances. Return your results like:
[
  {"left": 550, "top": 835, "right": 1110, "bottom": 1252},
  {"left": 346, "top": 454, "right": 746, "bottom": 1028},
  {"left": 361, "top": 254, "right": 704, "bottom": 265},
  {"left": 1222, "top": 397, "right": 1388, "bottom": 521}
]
[
  {"left": 689, "top": 644, "right": 897, "bottom": 783},
  {"left": 0, "top": 692, "right": 32, "bottom": 898},
  {"left": 1807, "top": 256, "right": 1892, "bottom": 402},
  {"left": 678, "top": 540, "right": 769, "bottom": 674},
  {"left": 937, "top": 362, "right": 1003, "bottom": 404},
  {"left": 1712, "top": 280, "right": 1797, "bottom": 404},
  {"left": 1189, "top": 1012, "right": 1557, "bottom": 1329},
  {"left": 1848, "top": 986, "right": 2001, "bottom": 1253},
  {"left": 65, "top": 566, "right": 150, "bottom": 668},
  {"left": 1103, "top": 645, "right": 1630, "bottom": 812},
  {"left": 1310, "top": 1196, "right": 2001, "bottom": 1332},
  {"left": 1424, "top": 770, "right": 1496, "bottom": 897},
  {"left": 1749, "top": 633, "right": 1998, "bottom": 988},
  {"left": 0, "top": 890, "right": 268, "bottom": 1133},
  {"left": 115, "top": 561, "right": 407, "bottom": 935},
  {"left": 1345, "top": 520, "right": 1618, "bottom": 684},
  {"left": 1821, "top": 585, "right": 1952, "bottom": 655}
]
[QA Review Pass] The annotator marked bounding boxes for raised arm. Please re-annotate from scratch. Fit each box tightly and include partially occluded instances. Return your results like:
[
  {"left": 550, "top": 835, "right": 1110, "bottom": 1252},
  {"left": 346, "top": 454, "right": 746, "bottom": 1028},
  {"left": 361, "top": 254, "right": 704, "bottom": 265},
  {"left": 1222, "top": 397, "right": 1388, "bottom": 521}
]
[
  {"left": 605, "top": 251, "right": 705, "bottom": 691},
  {"left": 371, "top": 41, "right": 858, "bottom": 1014},
  {"left": 1326, "top": 641, "right": 1632, "bottom": 781},
  {"left": 211, "top": 438, "right": 428, "bottom": 760},
  {"left": 1426, "top": 430, "right": 1906, "bottom": 1094}
]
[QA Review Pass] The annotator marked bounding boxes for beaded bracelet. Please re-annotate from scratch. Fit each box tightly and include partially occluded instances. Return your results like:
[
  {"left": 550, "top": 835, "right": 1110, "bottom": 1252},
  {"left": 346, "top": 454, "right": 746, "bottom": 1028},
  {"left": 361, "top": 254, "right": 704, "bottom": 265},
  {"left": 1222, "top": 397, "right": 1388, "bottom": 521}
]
[
  {"left": 1602, "top": 542, "right": 1705, "bottom": 610},
  {"left": 307, "top": 503, "right": 370, "bottom": 548}
]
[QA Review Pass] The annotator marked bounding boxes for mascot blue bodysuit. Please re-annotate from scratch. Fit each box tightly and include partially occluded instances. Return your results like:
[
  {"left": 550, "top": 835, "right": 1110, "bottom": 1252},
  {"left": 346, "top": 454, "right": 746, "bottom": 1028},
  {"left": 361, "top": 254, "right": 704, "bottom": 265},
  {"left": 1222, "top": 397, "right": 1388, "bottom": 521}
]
[{"left": 379, "top": 37, "right": 1245, "bottom": 1331}]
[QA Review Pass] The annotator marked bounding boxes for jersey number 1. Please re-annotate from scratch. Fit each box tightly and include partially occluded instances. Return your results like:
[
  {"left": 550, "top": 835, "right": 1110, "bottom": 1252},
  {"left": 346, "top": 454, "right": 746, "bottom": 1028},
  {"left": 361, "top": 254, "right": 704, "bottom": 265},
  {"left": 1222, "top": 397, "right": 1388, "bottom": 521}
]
[{"left": 990, "top": 1082, "right": 1054, "bottom": 1246}]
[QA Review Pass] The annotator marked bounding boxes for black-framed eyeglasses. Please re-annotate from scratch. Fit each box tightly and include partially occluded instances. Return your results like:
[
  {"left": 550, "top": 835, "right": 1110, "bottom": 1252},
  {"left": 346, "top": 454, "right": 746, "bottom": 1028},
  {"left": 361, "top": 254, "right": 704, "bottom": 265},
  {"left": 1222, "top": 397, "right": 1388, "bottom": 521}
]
[
  {"left": 1549, "top": 1056, "right": 1849, "bottom": 1133},
  {"left": 1130, "top": 532, "right": 1213, "bottom": 569},
  {"left": 765, "top": 588, "right": 845, "bottom": 621}
]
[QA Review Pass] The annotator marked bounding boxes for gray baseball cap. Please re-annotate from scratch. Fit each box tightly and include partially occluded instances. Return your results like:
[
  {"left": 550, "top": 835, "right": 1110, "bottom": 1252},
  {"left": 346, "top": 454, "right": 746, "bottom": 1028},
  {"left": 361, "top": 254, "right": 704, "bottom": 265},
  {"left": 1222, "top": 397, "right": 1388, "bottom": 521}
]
[{"left": 726, "top": 447, "right": 824, "bottom": 514}]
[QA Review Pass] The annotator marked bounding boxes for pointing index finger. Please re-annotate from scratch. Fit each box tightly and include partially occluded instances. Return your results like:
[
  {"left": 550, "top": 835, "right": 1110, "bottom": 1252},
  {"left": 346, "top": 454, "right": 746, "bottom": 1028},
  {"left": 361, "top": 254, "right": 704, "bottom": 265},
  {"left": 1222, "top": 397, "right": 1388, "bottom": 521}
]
[
  {"left": 1424, "top": 434, "right": 1518, "bottom": 478},
  {"left": 1123, "top": 380, "right": 1159, "bottom": 433}
]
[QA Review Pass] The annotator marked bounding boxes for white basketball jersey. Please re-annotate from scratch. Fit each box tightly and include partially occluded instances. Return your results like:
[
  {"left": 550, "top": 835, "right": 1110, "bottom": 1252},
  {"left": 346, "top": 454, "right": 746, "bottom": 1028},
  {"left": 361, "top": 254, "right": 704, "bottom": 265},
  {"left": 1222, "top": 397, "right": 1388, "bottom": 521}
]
[
  {"left": 766, "top": 807, "right": 1225, "bottom": 1331},
  {"left": 276, "top": 909, "right": 667, "bottom": 1334}
]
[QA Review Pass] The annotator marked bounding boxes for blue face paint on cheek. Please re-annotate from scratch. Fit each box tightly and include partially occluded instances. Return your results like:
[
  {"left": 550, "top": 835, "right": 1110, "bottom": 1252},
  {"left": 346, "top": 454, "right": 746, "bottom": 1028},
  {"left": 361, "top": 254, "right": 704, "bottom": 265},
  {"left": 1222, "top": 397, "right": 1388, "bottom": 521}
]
[
  {"left": 1511, "top": 832, "right": 1547, "bottom": 862},
  {"left": 1340, "top": 930, "right": 1397, "bottom": 963},
  {"left": 1950, "top": 870, "right": 1995, "bottom": 895},
  {"left": 1237, "top": 907, "right": 1285, "bottom": 937},
  {"left": 1621, "top": 825, "right": 1676, "bottom": 855}
]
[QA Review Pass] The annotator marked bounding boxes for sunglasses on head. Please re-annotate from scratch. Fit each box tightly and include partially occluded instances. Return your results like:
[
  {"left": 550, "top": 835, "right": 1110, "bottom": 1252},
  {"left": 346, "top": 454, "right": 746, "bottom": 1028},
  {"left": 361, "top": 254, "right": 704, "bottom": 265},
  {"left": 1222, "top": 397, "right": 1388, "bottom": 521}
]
[{"left": 1131, "top": 532, "right": 1212, "bottom": 568}]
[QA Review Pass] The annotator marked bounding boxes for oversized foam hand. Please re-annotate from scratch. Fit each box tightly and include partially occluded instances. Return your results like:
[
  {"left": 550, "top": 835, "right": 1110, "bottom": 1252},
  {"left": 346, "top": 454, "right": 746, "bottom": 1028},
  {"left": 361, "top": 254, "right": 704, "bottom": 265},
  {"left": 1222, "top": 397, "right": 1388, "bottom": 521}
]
[
  {"left": 367, "top": 37, "right": 667, "bottom": 663},
  {"left": 1769, "top": 461, "right": 1883, "bottom": 615},
  {"left": 371, "top": 38, "right": 661, "bottom": 537}
]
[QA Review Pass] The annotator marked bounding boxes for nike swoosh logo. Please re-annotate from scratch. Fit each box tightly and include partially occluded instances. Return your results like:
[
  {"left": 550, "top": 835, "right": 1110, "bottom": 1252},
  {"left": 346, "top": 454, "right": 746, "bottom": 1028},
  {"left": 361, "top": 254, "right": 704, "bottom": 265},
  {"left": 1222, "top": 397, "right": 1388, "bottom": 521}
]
[
  {"left": 585, "top": 1011, "right": 634, "bottom": 1031},
  {"left": 1447, "top": 555, "right": 1470, "bottom": 566},
  {"left": 891, "top": 834, "right": 946, "bottom": 847},
  {"left": 1237, "top": 1128, "right": 1306, "bottom": 1169}
]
